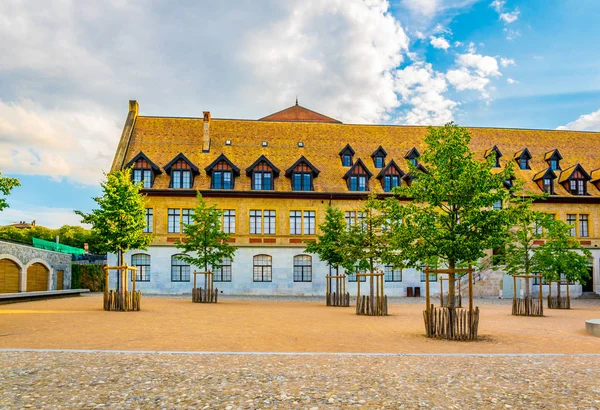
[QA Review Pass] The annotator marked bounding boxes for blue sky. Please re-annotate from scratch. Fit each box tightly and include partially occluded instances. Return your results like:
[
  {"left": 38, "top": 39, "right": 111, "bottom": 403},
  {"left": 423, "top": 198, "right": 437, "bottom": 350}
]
[{"left": 1, "top": 0, "right": 599, "bottom": 228}]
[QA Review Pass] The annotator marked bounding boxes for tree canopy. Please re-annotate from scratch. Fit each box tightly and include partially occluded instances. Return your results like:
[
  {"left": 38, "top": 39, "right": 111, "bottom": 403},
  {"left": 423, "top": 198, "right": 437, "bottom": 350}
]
[
  {"left": 174, "top": 192, "right": 235, "bottom": 271},
  {"left": 0, "top": 172, "right": 21, "bottom": 212},
  {"left": 0, "top": 224, "right": 102, "bottom": 253},
  {"left": 75, "top": 169, "right": 153, "bottom": 258},
  {"left": 305, "top": 206, "right": 348, "bottom": 275}
]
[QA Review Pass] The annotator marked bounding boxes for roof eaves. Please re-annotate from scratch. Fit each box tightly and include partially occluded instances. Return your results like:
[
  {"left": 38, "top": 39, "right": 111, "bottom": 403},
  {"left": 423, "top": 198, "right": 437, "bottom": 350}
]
[
  {"left": 245, "top": 155, "right": 281, "bottom": 177},
  {"left": 163, "top": 153, "right": 199, "bottom": 174},
  {"left": 124, "top": 151, "right": 161, "bottom": 173},
  {"left": 204, "top": 153, "right": 241, "bottom": 176}
]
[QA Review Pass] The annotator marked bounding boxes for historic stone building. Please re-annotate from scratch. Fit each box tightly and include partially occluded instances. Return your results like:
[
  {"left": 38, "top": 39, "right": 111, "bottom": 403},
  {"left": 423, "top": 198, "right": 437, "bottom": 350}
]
[{"left": 108, "top": 100, "right": 600, "bottom": 296}]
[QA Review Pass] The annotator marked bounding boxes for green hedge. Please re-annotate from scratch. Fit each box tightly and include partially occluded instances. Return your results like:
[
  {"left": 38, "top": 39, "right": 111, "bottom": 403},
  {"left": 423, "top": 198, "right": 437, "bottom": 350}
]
[{"left": 71, "top": 264, "right": 105, "bottom": 292}]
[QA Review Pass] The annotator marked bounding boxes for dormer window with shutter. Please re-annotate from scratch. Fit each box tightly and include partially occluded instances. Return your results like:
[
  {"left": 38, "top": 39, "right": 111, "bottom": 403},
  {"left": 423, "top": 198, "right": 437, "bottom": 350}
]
[
  {"left": 344, "top": 159, "right": 372, "bottom": 192},
  {"left": 484, "top": 145, "right": 502, "bottom": 168},
  {"left": 377, "top": 160, "right": 404, "bottom": 192},
  {"left": 544, "top": 149, "right": 562, "bottom": 171},
  {"left": 204, "top": 154, "right": 240, "bottom": 190},
  {"left": 125, "top": 152, "right": 161, "bottom": 188},
  {"left": 514, "top": 148, "right": 532, "bottom": 170},
  {"left": 371, "top": 146, "right": 387, "bottom": 169},
  {"left": 405, "top": 147, "right": 420, "bottom": 167},
  {"left": 164, "top": 153, "right": 199, "bottom": 189},
  {"left": 285, "top": 156, "right": 320, "bottom": 191},
  {"left": 558, "top": 164, "right": 590, "bottom": 196},
  {"left": 246, "top": 155, "right": 280, "bottom": 191},
  {"left": 339, "top": 144, "right": 355, "bottom": 167},
  {"left": 533, "top": 168, "right": 557, "bottom": 195}
]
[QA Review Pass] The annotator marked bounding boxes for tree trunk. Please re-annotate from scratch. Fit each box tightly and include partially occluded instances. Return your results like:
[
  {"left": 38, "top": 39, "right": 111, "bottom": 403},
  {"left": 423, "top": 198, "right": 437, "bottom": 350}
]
[
  {"left": 369, "top": 258, "right": 374, "bottom": 301},
  {"left": 557, "top": 279, "right": 562, "bottom": 298},
  {"left": 525, "top": 277, "right": 531, "bottom": 299},
  {"left": 118, "top": 250, "right": 123, "bottom": 292},
  {"left": 447, "top": 259, "right": 456, "bottom": 309}
]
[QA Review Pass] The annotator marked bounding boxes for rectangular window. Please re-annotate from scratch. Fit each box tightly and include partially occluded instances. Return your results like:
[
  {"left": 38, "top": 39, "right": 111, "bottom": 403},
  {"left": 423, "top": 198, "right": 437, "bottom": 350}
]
[
  {"left": 578, "top": 180, "right": 585, "bottom": 195},
  {"left": 543, "top": 178, "right": 552, "bottom": 194},
  {"left": 420, "top": 271, "right": 438, "bottom": 282},
  {"left": 133, "top": 169, "right": 142, "bottom": 184},
  {"left": 171, "top": 257, "right": 190, "bottom": 282},
  {"left": 168, "top": 208, "right": 180, "bottom": 233},
  {"left": 222, "top": 210, "right": 236, "bottom": 234},
  {"left": 142, "top": 170, "right": 152, "bottom": 188},
  {"left": 264, "top": 210, "right": 276, "bottom": 235},
  {"left": 302, "top": 174, "right": 311, "bottom": 191},
  {"left": 550, "top": 159, "right": 558, "bottom": 170},
  {"left": 253, "top": 172, "right": 262, "bottom": 190},
  {"left": 293, "top": 255, "right": 312, "bottom": 282},
  {"left": 567, "top": 214, "right": 577, "bottom": 237},
  {"left": 383, "top": 175, "right": 399, "bottom": 192},
  {"left": 345, "top": 211, "right": 356, "bottom": 228},
  {"left": 303, "top": 211, "right": 315, "bottom": 235},
  {"left": 358, "top": 176, "right": 367, "bottom": 191},
  {"left": 519, "top": 158, "right": 528, "bottom": 170},
  {"left": 223, "top": 171, "right": 232, "bottom": 189},
  {"left": 357, "top": 212, "right": 366, "bottom": 227},
  {"left": 347, "top": 269, "right": 366, "bottom": 282},
  {"left": 182, "top": 170, "right": 191, "bottom": 188},
  {"left": 181, "top": 209, "right": 193, "bottom": 231},
  {"left": 253, "top": 255, "right": 272, "bottom": 282},
  {"left": 290, "top": 211, "right": 302, "bottom": 235},
  {"left": 493, "top": 200, "right": 502, "bottom": 210},
  {"left": 214, "top": 257, "right": 232, "bottom": 282},
  {"left": 384, "top": 265, "right": 402, "bottom": 282},
  {"left": 144, "top": 208, "right": 153, "bottom": 233},
  {"left": 580, "top": 214, "right": 589, "bottom": 237},
  {"left": 172, "top": 170, "right": 181, "bottom": 188},
  {"left": 349, "top": 176, "right": 357, "bottom": 191},
  {"left": 534, "top": 220, "right": 543, "bottom": 235},
  {"left": 253, "top": 172, "right": 273, "bottom": 190},
  {"left": 374, "top": 156, "right": 383, "bottom": 168},
  {"left": 292, "top": 173, "right": 311, "bottom": 191},
  {"left": 342, "top": 155, "right": 352, "bottom": 166},
  {"left": 213, "top": 171, "right": 222, "bottom": 189},
  {"left": 132, "top": 254, "right": 151, "bottom": 282},
  {"left": 250, "top": 210, "right": 262, "bottom": 234}
]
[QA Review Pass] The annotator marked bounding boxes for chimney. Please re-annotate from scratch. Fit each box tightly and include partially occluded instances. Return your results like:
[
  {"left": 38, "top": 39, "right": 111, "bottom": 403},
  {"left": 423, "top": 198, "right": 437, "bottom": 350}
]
[
  {"left": 202, "top": 111, "right": 211, "bottom": 153},
  {"left": 31, "top": 220, "right": 36, "bottom": 227},
  {"left": 129, "top": 100, "right": 139, "bottom": 117}
]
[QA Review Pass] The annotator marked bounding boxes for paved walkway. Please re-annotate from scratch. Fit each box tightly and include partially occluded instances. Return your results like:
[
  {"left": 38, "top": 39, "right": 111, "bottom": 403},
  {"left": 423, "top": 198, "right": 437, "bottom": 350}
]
[{"left": 1, "top": 351, "right": 599, "bottom": 409}]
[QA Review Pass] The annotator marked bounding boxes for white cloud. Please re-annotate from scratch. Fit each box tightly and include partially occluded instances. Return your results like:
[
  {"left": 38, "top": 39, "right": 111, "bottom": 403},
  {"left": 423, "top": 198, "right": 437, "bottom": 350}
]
[
  {"left": 500, "top": 57, "right": 516, "bottom": 67},
  {"left": 504, "top": 28, "right": 521, "bottom": 40},
  {"left": 557, "top": 109, "right": 600, "bottom": 131},
  {"left": 430, "top": 36, "right": 451, "bottom": 50},
  {"left": 490, "top": 0, "right": 505, "bottom": 12},
  {"left": 454, "top": 41, "right": 463, "bottom": 47},
  {"left": 446, "top": 52, "right": 502, "bottom": 100},
  {"left": 394, "top": 62, "right": 457, "bottom": 125},
  {"left": 0, "top": 99, "right": 121, "bottom": 184},
  {"left": 499, "top": 10, "right": 519, "bottom": 24},
  {"left": 447, "top": 69, "right": 491, "bottom": 97},
  {"left": 400, "top": 0, "right": 479, "bottom": 18},
  {"left": 456, "top": 53, "right": 501, "bottom": 77},
  {"left": 415, "top": 30, "right": 426, "bottom": 39},
  {"left": 506, "top": 78, "right": 518, "bottom": 84}
]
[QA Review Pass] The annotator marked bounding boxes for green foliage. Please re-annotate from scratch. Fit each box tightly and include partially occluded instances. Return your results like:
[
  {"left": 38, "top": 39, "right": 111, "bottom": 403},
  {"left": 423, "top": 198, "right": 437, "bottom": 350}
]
[
  {"left": 175, "top": 192, "right": 235, "bottom": 271},
  {"left": 0, "top": 225, "right": 101, "bottom": 253},
  {"left": 305, "top": 206, "right": 348, "bottom": 274},
  {"left": 0, "top": 172, "right": 21, "bottom": 212},
  {"left": 75, "top": 169, "right": 153, "bottom": 256},
  {"left": 71, "top": 264, "right": 105, "bottom": 291},
  {"left": 534, "top": 218, "right": 591, "bottom": 285},
  {"left": 380, "top": 123, "right": 519, "bottom": 270}
]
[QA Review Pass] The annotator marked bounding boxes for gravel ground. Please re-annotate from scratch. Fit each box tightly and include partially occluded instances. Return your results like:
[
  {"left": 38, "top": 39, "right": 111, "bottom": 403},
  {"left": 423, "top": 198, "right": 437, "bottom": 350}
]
[{"left": 1, "top": 352, "right": 599, "bottom": 409}]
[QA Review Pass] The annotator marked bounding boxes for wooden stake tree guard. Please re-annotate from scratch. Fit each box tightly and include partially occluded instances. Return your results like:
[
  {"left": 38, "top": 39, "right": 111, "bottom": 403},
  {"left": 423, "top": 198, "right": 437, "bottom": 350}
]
[
  {"left": 548, "top": 279, "right": 570, "bottom": 309},
  {"left": 103, "top": 264, "right": 141, "bottom": 311},
  {"left": 423, "top": 265, "right": 479, "bottom": 341},
  {"left": 511, "top": 274, "right": 543, "bottom": 316},
  {"left": 325, "top": 274, "right": 350, "bottom": 307},
  {"left": 439, "top": 275, "right": 462, "bottom": 308},
  {"left": 356, "top": 271, "right": 387, "bottom": 316},
  {"left": 192, "top": 271, "right": 218, "bottom": 303}
]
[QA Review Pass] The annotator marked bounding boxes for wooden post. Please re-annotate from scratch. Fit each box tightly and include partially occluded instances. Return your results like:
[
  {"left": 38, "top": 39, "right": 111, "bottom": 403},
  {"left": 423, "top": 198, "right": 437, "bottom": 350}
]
[
  {"left": 440, "top": 278, "right": 445, "bottom": 306},
  {"left": 513, "top": 275, "right": 517, "bottom": 301},
  {"left": 566, "top": 280, "right": 570, "bottom": 300},
  {"left": 468, "top": 264, "right": 473, "bottom": 315},
  {"left": 357, "top": 273, "right": 361, "bottom": 300},
  {"left": 425, "top": 265, "right": 430, "bottom": 313}
]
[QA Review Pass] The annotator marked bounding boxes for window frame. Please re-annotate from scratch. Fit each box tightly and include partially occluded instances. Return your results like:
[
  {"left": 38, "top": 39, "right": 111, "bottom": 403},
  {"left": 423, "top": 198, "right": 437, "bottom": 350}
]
[
  {"left": 214, "top": 257, "right": 232, "bottom": 282},
  {"left": 252, "top": 171, "right": 273, "bottom": 190},
  {"left": 222, "top": 209, "right": 236, "bottom": 234},
  {"left": 171, "top": 255, "right": 190, "bottom": 282},
  {"left": 212, "top": 170, "right": 233, "bottom": 190},
  {"left": 143, "top": 208, "right": 153, "bottom": 233},
  {"left": 293, "top": 255, "right": 312, "bottom": 282},
  {"left": 131, "top": 254, "right": 151, "bottom": 282},
  {"left": 253, "top": 255, "right": 272, "bottom": 282},
  {"left": 567, "top": 214, "right": 577, "bottom": 237},
  {"left": 579, "top": 214, "right": 589, "bottom": 238},
  {"left": 292, "top": 172, "right": 312, "bottom": 191},
  {"left": 171, "top": 169, "right": 193, "bottom": 189},
  {"left": 290, "top": 210, "right": 316, "bottom": 235},
  {"left": 384, "top": 265, "right": 402, "bottom": 282}
]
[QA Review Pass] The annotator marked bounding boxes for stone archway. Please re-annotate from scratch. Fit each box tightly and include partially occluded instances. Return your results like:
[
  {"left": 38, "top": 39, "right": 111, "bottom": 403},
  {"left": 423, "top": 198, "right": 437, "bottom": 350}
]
[{"left": 0, "top": 257, "right": 22, "bottom": 293}]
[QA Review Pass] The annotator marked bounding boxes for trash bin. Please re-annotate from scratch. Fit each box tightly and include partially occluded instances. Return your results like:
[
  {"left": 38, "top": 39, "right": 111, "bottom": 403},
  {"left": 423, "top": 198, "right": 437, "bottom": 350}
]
[
  {"left": 407, "top": 286, "right": 413, "bottom": 297},
  {"left": 414, "top": 287, "right": 421, "bottom": 297}
]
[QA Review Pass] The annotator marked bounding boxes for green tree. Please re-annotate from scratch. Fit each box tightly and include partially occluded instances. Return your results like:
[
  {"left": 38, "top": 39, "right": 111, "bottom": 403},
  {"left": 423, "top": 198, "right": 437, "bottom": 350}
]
[
  {"left": 75, "top": 169, "right": 153, "bottom": 269},
  {"left": 380, "top": 123, "right": 519, "bottom": 309},
  {"left": 534, "top": 218, "right": 591, "bottom": 298},
  {"left": 0, "top": 172, "right": 21, "bottom": 211},
  {"left": 0, "top": 224, "right": 101, "bottom": 253},
  {"left": 502, "top": 205, "right": 554, "bottom": 297},
  {"left": 345, "top": 195, "right": 398, "bottom": 299},
  {"left": 174, "top": 192, "right": 235, "bottom": 272},
  {"left": 305, "top": 206, "right": 348, "bottom": 275}
]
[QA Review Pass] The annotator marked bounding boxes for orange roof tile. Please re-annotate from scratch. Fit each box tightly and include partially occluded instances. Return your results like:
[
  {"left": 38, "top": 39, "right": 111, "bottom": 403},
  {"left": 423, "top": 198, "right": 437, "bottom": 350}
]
[{"left": 259, "top": 103, "right": 342, "bottom": 123}]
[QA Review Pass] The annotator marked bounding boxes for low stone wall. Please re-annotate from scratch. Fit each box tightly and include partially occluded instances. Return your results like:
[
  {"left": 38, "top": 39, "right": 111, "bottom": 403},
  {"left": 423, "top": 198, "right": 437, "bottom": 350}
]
[{"left": 0, "top": 240, "right": 72, "bottom": 291}]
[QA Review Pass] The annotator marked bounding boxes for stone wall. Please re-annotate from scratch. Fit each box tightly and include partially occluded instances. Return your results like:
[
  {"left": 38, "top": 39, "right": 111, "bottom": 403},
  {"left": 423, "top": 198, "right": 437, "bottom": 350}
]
[{"left": 0, "top": 240, "right": 72, "bottom": 291}]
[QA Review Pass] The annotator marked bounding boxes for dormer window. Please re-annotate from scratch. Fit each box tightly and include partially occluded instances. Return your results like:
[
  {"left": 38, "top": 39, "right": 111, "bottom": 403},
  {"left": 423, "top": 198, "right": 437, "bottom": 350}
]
[
  {"left": 285, "top": 156, "right": 320, "bottom": 192},
  {"left": 339, "top": 144, "right": 355, "bottom": 167},
  {"left": 204, "top": 154, "right": 241, "bottom": 190},
  {"left": 125, "top": 152, "right": 161, "bottom": 189},
  {"left": 558, "top": 164, "right": 590, "bottom": 196},
  {"left": 485, "top": 146, "right": 502, "bottom": 168},
  {"left": 405, "top": 147, "right": 420, "bottom": 167},
  {"left": 533, "top": 168, "right": 556, "bottom": 195},
  {"left": 543, "top": 178, "right": 553, "bottom": 194},
  {"left": 514, "top": 148, "right": 532, "bottom": 170},
  {"left": 344, "top": 159, "right": 372, "bottom": 192},
  {"left": 246, "top": 155, "right": 280, "bottom": 191},
  {"left": 377, "top": 160, "right": 404, "bottom": 193},
  {"left": 371, "top": 146, "right": 387, "bottom": 169},
  {"left": 545, "top": 149, "right": 562, "bottom": 171},
  {"left": 164, "top": 153, "right": 199, "bottom": 189}
]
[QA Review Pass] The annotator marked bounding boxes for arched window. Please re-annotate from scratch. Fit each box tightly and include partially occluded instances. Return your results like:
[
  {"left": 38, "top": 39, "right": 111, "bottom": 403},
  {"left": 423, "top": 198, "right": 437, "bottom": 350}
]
[
  {"left": 214, "top": 257, "right": 232, "bottom": 282},
  {"left": 171, "top": 255, "right": 190, "bottom": 282},
  {"left": 131, "top": 254, "right": 151, "bottom": 281},
  {"left": 293, "top": 255, "right": 312, "bottom": 282},
  {"left": 253, "top": 255, "right": 272, "bottom": 282}
]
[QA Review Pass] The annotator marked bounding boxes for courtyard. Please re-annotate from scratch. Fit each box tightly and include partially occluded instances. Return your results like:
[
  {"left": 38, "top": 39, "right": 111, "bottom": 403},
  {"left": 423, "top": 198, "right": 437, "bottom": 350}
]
[{"left": 0, "top": 295, "right": 599, "bottom": 353}]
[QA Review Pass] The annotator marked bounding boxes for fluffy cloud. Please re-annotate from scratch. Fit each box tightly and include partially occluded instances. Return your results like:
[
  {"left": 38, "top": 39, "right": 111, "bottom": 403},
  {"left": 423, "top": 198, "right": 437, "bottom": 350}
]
[
  {"left": 430, "top": 36, "right": 451, "bottom": 50},
  {"left": 506, "top": 78, "right": 518, "bottom": 84},
  {"left": 446, "top": 52, "right": 502, "bottom": 100},
  {"left": 500, "top": 57, "right": 516, "bottom": 67},
  {"left": 490, "top": 0, "right": 505, "bottom": 12},
  {"left": 500, "top": 10, "right": 519, "bottom": 24},
  {"left": 0, "top": 99, "right": 121, "bottom": 184},
  {"left": 456, "top": 53, "right": 501, "bottom": 77},
  {"left": 557, "top": 109, "right": 600, "bottom": 131},
  {"left": 394, "top": 62, "right": 457, "bottom": 125}
]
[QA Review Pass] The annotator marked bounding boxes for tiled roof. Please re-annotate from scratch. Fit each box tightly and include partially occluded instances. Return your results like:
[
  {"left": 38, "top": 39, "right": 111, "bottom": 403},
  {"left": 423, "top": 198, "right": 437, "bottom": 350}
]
[
  {"left": 259, "top": 103, "right": 342, "bottom": 123},
  {"left": 117, "top": 112, "right": 600, "bottom": 198}
]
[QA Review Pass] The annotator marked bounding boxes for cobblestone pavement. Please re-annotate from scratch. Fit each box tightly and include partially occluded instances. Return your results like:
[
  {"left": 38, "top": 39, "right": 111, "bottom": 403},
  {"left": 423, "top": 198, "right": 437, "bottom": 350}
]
[{"left": 1, "top": 352, "right": 599, "bottom": 409}]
